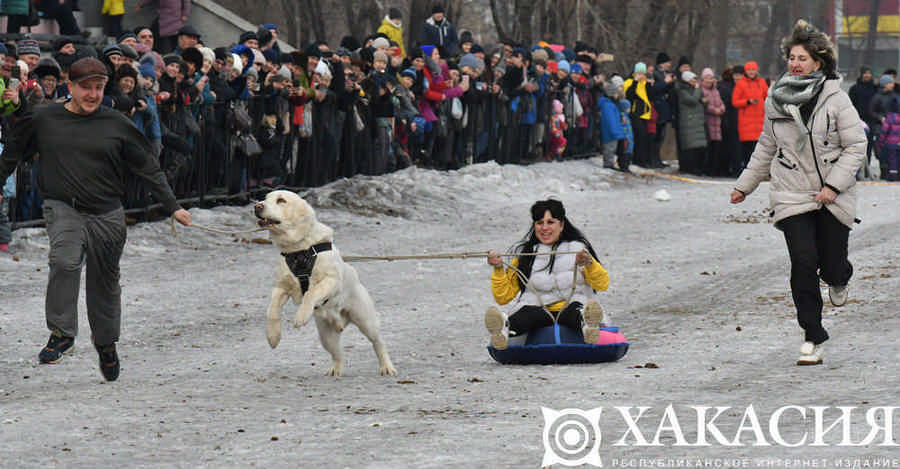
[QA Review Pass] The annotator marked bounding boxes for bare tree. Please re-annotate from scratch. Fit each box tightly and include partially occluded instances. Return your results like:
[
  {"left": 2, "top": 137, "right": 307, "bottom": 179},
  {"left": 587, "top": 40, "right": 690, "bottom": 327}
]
[{"left": 863, "top": 0, "right": 882, "bottom": 68}]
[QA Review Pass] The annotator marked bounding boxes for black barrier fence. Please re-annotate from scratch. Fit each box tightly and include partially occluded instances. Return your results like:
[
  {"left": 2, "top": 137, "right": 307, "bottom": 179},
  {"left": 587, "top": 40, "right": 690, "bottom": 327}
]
[{"left": 7, "top": 83, "right": 615, "bottom": 229}]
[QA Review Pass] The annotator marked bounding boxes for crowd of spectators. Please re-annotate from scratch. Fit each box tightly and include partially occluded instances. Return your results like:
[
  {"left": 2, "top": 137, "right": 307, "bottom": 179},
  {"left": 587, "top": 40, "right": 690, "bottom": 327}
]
[{"left": 1, "top": 3, "right": 891, "bottom": 246}]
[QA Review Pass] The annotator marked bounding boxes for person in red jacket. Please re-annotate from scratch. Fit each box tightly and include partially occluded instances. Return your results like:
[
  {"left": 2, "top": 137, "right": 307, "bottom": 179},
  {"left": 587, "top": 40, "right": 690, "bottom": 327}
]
[{"left": 732, "top": 61, "right": 768, "bottom": 171}]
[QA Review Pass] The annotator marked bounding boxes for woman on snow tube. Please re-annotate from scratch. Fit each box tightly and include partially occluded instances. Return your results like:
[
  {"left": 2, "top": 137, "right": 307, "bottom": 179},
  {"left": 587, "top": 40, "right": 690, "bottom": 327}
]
[{"left": 484, "top": 199, "right": 614, "bottom": 349}]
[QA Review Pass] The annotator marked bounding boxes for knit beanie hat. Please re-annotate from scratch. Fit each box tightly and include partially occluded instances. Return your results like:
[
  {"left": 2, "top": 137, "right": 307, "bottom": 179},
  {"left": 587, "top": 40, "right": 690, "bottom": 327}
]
[
  {"left": 116, "top": 64, "right": 138, "bottom": 81},
  {"left": 604, "top": 80, "right": 619, "bottom": 97},
  {"left": 17, "top": 39, "right": 40, "bottom": 57},
  {"left": 51, "top": 37, "right": 74, "bottom": 53},
  {"left": 138, "top": 62, "right": 156, "bottom": 79},
  {"left": 458, "top": 53, "right": 479, "bottom": 71},
  {"left": 656, "top": 52, "right": 671, "bottom": 64},
  {"left": 552, "top": 99, "right": 564, "bottom": 114},
  {"left": 389, "top": 8, "right": 402, "bottom": 20},
  {"left": 558, "top": 60, "right": 570, "bottom": 73},
  {"left": 251, "top": 48, "right": 265, "bottom": 66},
  {"left": 373, "top": 50, "right": 389, "bottom": 65},
  {"left": 570, "top": 63, "right": 583, "bottom": 74},
  {"left": 531, "top": 48, "right": 548, "bottom": 65},
  {"left": 214, "top": 47, "right": 229, "bottom": 62},
  {"left": 372, "top": 37, "right": 390, "bottom": 49},
  {"left": 880, "top": 74, "right": 894, "bottom": 88},
  {"left": 678, "top": 56, "right": 691, "bottom": 68},
  {"left": 633, "top": 61, "right": 647, "bottom": 74},
  {"left": 744, "top": 61, "right": 758, "bottom": 71},
  {"left": 701, "top": 67, "right": 714, "bottom": 79}
]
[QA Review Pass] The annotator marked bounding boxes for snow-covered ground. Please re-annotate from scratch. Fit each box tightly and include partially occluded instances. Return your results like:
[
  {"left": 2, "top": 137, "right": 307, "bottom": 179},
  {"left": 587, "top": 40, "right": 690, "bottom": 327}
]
[{"left": 2, "top": 158, "right": 899, "bottom": 468}]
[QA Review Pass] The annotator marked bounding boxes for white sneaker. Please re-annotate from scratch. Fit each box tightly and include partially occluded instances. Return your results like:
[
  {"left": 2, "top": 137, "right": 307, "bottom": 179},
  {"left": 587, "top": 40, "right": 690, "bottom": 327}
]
[
  {"left": 582, "top": 301, "right": 605, "bottom": 344},
  {"left": 797, "top": 341, "right": 824, "bottom": 365},
  {"left": 484, "top": 306, "right": 509, "bottom": 350},
  {"left": 829, "top": 284, "right": 848, "bottom": 307}
]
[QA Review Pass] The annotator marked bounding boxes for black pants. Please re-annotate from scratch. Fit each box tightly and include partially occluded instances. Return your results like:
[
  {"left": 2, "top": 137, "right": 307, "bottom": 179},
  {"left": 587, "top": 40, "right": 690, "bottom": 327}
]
[
  {"left": 740, "top": 140, "right": 757, "bottom": 171},
  {"left": 777, "top": 209, "right": 853, "bottom": 345},
  {"left": 508, "top": 302, "right": 583, "bottom": 337},
  {"left": 632, "top": 118, "right": 651, "bottom": 167}
]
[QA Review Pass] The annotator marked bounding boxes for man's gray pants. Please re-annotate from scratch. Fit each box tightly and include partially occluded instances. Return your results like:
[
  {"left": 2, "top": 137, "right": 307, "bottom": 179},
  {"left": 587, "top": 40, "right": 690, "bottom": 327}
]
[{"left": 43, "top": 200, "right": 126, "bottom": 345}]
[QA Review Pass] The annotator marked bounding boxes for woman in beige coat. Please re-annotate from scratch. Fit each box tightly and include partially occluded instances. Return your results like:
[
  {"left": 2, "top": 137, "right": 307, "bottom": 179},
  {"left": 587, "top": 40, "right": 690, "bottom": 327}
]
[{"left": 730, "top": 20, "right": 866, "bottom": 366}]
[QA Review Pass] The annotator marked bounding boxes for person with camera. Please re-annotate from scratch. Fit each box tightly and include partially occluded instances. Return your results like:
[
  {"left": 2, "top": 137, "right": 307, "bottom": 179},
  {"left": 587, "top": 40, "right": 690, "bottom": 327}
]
[
  {"left": 0, "top": 43, "right": 23, "bottom": 253},
  {"left": 732, "top": 60, "right": 768, "bottom": 171}
]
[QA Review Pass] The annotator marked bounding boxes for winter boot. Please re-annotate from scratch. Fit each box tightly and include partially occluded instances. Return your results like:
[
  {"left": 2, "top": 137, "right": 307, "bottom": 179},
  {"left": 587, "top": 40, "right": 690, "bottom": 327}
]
[
  {"left": 582, "top": 301, "right": 605, "bottom": 344},
  {"left": 484, "top": 306, "right": 509, "bottom": 350}
]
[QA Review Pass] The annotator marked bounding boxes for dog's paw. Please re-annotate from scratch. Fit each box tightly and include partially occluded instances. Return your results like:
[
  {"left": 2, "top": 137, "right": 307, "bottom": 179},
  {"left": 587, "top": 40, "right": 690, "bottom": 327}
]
[
  {"left": 292, "top": 308, "right": 313, "bottom": 328},
  {"left": 325, "top": 363, "right": 344, "bottom": 377},
  {"left": 380, "top": 364, "right": 398, "bottom": 376},
  {"left": 266, "top": 318, "right": 282, "bottom": 348}
]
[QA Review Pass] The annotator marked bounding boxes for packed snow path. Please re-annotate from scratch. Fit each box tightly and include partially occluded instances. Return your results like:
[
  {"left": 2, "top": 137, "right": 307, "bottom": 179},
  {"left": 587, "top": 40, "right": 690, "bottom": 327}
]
[{"left": 2, "top": 159, "right": 899, "bottom": 466}]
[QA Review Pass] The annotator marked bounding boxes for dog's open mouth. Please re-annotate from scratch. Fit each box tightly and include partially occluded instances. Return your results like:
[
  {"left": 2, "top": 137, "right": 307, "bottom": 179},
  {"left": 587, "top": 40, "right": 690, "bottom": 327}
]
[{"left": 256, "top": 218, "right": 281, "bottom": 228}]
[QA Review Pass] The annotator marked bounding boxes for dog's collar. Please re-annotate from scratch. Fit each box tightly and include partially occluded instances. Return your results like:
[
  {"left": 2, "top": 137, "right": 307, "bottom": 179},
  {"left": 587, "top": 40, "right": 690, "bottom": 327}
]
[{"left": 281, "top": 243, "right": 333, "bottom": 291}]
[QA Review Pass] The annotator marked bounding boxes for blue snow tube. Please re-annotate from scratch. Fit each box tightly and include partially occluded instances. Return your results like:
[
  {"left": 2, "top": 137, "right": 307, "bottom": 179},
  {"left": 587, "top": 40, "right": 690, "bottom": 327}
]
[{"left": 487, "top": 324, "right": 629, "bottom": 365}]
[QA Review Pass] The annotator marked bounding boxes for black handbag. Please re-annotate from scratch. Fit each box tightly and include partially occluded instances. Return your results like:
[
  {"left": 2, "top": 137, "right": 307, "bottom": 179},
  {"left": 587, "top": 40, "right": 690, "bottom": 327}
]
[{"left": 237, "top": 133, "right": 263, "bottom": 156}]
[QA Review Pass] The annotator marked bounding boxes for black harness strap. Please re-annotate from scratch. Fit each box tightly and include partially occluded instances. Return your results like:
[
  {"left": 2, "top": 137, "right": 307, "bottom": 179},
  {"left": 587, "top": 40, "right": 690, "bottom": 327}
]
[{"left": 281, "top": 242, "right": 333, "bottom": 291}]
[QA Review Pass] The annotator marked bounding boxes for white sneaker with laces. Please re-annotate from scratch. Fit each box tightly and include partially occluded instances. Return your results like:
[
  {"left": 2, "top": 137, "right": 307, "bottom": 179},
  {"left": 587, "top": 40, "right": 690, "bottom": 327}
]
[
  {"left": 484, "top": 306, "right": 509, "bottom": 350},
  {"left": 797, "top": 341, "right": 824, "bottom": 365},
  {"left": 829, "top": 284, "right": 848, "bottom": 307},
  {"left": 582, "top": 301, "right": 605, "bottom": 344}
]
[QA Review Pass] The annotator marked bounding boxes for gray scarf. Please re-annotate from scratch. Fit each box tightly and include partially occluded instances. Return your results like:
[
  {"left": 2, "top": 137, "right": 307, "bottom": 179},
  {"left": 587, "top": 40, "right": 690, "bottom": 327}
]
[{"left": 769, "top": 71, "right": 827, "bottom": 135}]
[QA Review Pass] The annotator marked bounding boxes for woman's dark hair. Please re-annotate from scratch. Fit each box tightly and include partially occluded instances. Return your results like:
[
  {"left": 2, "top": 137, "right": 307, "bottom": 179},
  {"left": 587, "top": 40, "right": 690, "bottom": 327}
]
[
  {"left": 510, "top": 199, "right": 599, "bottom": 292},
  {"left": 721, "top": 67, "right": 734, "bottom": 83},
  {"left": 781, "top": 19, "right": 837, "bottom": 78}
]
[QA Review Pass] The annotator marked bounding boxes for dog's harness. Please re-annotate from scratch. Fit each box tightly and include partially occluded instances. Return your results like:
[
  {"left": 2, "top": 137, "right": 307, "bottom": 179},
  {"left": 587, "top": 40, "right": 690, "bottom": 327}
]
[{"left": 281, "top": 242, "right": 333, "bottom": 291}]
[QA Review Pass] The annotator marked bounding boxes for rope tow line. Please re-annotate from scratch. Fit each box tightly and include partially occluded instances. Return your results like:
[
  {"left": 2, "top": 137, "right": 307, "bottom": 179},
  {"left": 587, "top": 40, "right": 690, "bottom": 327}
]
[
  {"left": 341, "top": 250, "right": 585, "bottom": 262},
  {"left": 170, "top": 217, "right": 267, "bottom": 237}
]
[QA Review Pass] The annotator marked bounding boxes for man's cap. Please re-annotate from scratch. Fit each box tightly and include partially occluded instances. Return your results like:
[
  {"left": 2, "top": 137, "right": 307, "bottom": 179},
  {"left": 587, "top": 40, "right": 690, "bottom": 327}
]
[
  {"left": 102, "top": 44, "right": 123, "bottom": 58},
  {"left": 239, "top": 31, "right": 258, "bottom": 44},
  {"left": 118, "top": 32, "right": 137, "bottom": 43},
  {"left": 69, "top": 57, "right": 109, "bottom": 83},
  {"left": 177, "top": 25, "right": 201, "bottom": 38}
]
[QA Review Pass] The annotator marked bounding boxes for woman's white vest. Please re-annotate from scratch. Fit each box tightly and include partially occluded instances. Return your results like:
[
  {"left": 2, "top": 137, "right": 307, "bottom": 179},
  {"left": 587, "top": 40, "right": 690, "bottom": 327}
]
[{"left": 513, "top": 240, "right": 595, "bottom": 310}]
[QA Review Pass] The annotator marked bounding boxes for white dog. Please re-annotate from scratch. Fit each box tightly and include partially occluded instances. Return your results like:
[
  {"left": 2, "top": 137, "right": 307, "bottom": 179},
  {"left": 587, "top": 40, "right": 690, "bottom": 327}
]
[{"left": 254, "top": 190, "right": 397, "bottom": 376}]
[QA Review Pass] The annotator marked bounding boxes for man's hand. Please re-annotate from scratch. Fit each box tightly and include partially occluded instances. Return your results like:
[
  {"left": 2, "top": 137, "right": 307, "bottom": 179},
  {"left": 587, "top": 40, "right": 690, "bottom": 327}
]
[
  {"left": 172, "top": 209, "right": 191, "bottom": 226},
  {"left": 730, "top": 190, "right": 745, "bottom": 204}
]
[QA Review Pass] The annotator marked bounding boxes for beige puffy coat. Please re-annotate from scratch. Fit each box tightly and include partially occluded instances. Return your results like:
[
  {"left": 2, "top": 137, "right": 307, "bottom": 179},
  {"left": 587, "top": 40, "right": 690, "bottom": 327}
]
[{"left": 735, "top": 79, "right": 867, "bottom": 228}]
